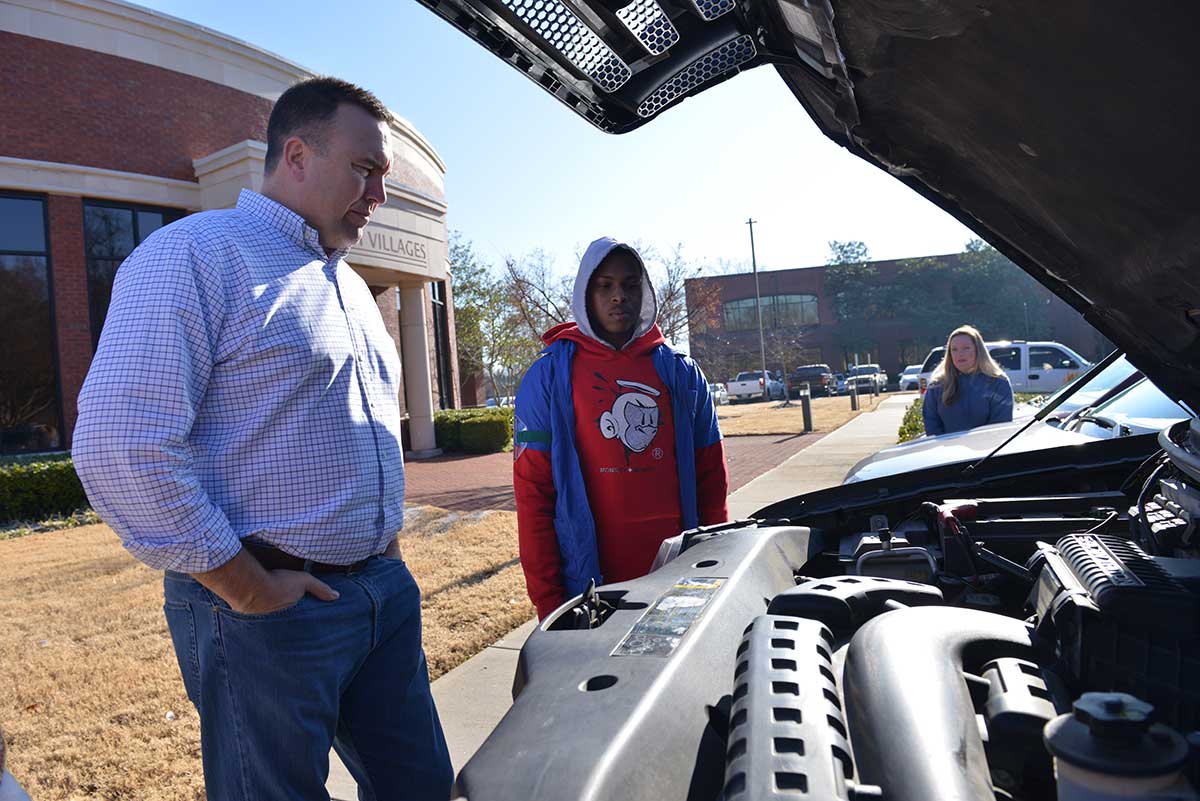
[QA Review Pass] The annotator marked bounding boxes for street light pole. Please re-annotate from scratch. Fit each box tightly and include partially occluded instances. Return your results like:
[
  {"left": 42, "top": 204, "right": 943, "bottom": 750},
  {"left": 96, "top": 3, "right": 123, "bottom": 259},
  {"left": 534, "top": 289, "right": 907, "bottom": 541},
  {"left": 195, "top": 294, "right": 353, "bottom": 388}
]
[{"left": 747, "top": 218, "right": 769, "bottom": 400}]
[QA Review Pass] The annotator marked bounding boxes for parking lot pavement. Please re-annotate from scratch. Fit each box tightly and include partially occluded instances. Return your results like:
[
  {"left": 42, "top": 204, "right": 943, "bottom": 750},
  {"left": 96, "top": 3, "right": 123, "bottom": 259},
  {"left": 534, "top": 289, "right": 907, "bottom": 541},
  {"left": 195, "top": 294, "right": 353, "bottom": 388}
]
[{"left": 401, "top": 433, "right": 823, "bottom": 512}]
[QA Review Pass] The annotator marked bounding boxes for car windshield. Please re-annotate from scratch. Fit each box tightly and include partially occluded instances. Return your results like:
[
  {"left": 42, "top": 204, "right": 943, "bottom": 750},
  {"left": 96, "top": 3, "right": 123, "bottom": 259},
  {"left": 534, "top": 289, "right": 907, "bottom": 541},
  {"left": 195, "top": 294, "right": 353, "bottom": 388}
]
[
  {"left": 921, "top": 348, "right": 944, "bottom": 373},
  {"left": 1072, "top": 378, "right": 1192, "bottom": 437},
  {"left": 851, "top": 365, "right": 878, "bottom": 375},
  {"left": 1040, "top": 354, "right": 1137, "bottom": 415},
  {"left": 735, "top": 372, "right": 762, "bottom": 381}
]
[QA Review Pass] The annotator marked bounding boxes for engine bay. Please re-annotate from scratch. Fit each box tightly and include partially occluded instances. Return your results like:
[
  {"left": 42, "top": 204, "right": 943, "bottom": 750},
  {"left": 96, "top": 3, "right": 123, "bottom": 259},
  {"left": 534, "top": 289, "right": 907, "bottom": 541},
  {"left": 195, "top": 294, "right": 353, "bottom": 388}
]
[{"left": 457, "top": 420, "right": 1200, "bottom": 801}]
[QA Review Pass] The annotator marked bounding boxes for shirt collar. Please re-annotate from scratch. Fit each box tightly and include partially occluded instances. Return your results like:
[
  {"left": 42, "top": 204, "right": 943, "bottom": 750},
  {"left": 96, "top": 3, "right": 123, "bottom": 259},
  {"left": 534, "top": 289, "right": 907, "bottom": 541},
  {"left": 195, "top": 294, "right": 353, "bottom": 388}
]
[{"left": 236, "top": 189, "right": 344, "bottom": 261}]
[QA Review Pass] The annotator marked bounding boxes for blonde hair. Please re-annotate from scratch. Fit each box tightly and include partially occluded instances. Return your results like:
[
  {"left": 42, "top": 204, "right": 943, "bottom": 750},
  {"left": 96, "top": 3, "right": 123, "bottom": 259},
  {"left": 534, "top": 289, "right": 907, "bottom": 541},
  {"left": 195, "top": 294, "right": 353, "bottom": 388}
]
[{"left": 931, "top": 324, "right": 1004, "bottom": 405}]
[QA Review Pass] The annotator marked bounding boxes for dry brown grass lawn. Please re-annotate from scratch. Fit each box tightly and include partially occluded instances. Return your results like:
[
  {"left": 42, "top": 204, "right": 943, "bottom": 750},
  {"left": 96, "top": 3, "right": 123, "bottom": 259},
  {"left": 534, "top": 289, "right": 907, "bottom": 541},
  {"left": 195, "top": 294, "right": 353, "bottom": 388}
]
[
  {"left": 716, "top": 393, "right": 883, "bottom": 436},
  {"left": 0, "top": 509, "right": 530, "bottom": 800}
]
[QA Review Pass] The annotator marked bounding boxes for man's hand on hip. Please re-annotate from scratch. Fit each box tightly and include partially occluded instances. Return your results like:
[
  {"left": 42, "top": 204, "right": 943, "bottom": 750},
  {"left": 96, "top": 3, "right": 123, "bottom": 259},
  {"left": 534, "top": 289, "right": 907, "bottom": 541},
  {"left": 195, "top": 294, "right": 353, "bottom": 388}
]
[{"left": 191, "top": 548, "right": 340, "bottom": 615}]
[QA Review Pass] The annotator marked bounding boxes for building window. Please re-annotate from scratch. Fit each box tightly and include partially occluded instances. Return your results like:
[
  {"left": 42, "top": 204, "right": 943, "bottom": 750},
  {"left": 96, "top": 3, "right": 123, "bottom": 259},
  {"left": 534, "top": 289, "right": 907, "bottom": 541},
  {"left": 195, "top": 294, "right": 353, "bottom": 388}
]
[
  {"left": 0, "top": 194, "right": 62, "bottom": 453},
  {"left": 723, "top": 294, "right": 819, "bottom": 331},
  {"left": 772, "top": 294, "right": 820, "bottom": 327},
  {"left": 84, "top": 201, "right": 185, "bottom": 349},
  {"left": 430, "top": 281, "right": 454, "bottom": 410}
]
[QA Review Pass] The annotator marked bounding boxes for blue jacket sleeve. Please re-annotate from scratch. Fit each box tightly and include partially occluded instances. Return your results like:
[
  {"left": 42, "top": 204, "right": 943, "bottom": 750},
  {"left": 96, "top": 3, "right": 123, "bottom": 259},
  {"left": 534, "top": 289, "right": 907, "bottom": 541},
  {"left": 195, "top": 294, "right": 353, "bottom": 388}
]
[
  {"left": 514, "top": 354, "right": 553, "bottom": 455},
  {"left": 988, "top": 376, "right": 1015, "bottom": 424},
  {"left": 922, "top": 386, "right": 946, "bottom": 436},
  {"left": 689, "top": 361, "right": 722, "bottom": 448}
]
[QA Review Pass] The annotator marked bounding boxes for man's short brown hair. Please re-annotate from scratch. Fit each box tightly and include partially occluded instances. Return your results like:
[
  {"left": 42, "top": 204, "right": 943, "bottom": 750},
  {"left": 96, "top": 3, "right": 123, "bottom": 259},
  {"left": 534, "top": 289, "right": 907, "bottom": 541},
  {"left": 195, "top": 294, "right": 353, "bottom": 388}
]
[{"left": 264, "top": 77, "right": 390, "bottom": 172}]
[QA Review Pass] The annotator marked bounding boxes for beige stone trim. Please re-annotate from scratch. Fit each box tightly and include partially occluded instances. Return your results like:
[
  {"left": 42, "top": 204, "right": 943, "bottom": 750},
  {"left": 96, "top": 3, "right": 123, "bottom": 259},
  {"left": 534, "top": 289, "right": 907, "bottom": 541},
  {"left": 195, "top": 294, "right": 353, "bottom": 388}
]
[
  {"left": 192, "top": 139, "right": 266, "bottom": 210},
  {"left": 0, "top": 156, "right": 200, "bottom": 207}
]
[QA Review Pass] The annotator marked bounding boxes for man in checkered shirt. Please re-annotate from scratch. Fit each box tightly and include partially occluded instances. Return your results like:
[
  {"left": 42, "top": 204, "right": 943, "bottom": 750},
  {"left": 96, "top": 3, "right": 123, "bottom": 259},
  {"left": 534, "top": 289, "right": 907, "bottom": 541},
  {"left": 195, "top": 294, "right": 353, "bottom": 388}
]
[{"left": 72, "top": 77, "right": 452, "bottom": 800}]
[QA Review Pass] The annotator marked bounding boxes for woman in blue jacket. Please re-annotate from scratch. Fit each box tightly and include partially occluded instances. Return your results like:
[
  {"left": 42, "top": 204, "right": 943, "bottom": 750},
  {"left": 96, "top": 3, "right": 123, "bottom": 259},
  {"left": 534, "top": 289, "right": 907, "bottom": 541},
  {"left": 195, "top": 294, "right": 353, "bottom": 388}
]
[{"left": 922, "top": 325, "right": 1014, "bottom": 435}]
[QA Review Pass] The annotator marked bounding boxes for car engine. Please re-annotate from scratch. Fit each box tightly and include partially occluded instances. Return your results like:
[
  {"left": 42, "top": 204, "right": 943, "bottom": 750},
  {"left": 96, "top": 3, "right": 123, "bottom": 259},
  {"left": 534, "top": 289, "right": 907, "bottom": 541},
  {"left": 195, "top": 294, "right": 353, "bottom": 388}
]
[{"left": 456, "top": 420, "right": 1200, "bottom": 801}]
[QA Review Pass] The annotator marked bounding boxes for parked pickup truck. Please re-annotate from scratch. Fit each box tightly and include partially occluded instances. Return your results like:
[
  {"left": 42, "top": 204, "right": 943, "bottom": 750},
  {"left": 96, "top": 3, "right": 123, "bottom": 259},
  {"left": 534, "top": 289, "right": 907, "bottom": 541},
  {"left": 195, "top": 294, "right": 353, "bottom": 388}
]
[
  {"left": 848, "top": 363, "right": 888, "bottom": 393},
  {"left": 917, "top": 340, "right": 1092, "bottom": 394},
  {"left": 727, "top": 371, "right": 784, "bottom": 403}
]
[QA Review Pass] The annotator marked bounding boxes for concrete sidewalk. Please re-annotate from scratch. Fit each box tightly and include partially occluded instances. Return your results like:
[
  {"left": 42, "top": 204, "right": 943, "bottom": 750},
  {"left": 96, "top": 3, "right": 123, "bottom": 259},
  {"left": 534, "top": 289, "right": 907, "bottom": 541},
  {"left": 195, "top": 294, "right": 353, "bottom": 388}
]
[
  {"left": 727, "top": 394, "right": 912, "bottom": 518},
  {"left": 326, "top": 393, "right": 916, "bottom": 799}
]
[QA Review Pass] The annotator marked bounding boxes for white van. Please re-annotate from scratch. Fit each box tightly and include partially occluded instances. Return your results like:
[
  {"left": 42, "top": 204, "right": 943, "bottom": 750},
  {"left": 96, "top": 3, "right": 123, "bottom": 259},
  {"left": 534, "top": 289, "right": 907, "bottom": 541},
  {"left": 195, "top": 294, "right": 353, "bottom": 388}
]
[{"left": 917, "top": 340, "right": 1091, "bottom": 394}]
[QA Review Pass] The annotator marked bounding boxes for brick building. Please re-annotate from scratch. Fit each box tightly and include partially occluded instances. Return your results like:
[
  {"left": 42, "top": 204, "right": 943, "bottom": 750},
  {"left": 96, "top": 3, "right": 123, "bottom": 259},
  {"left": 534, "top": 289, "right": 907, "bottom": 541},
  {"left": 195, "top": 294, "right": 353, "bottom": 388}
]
[
  {"left": 685, "top": 253, "right": 1111, "bottom": 383},
  {"left": 1, "top": 0, "right": 463, "bottom": 457}
]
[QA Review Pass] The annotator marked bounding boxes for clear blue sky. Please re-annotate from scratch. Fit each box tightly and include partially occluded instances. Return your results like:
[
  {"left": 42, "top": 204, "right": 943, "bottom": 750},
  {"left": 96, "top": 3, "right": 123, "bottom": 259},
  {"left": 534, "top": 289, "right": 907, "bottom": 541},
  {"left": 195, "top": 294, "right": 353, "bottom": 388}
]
[{"left": 139, "top": 0, "right": 978, "bottom": 275}]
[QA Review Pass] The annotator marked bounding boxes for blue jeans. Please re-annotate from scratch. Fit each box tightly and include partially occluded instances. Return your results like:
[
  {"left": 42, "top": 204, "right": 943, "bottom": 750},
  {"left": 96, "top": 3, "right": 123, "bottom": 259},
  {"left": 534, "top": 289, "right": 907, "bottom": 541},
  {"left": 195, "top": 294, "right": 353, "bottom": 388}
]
[{"left": 163, "top": 556, "right": 452, "bottom": 800}]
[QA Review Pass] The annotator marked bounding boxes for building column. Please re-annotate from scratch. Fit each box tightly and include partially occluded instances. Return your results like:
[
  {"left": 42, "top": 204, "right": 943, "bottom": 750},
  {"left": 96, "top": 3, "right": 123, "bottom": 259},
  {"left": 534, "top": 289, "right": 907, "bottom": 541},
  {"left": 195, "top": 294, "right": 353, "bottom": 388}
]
[
  {"left": 47, "top": 194, "right": 92, "bottom": 445},
  {"left": 399, "top": 283, "right": 441, "bottom": 458}
]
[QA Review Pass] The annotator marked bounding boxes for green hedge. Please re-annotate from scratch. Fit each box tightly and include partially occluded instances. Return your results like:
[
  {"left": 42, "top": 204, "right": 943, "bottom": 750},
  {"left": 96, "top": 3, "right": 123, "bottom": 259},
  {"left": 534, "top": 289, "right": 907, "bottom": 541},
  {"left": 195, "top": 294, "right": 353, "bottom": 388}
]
[
  {"left": 434, "top": 407, "right": 514, "bottom": 452},
  {"left": 898, "top": 397, "right": 925, "bottom": 443},
  {"left": 460, "top": 416, "right": 513, "bottom": 454},
  {"left": 0, "top": 458, "right": 89, "bottom": 524}
]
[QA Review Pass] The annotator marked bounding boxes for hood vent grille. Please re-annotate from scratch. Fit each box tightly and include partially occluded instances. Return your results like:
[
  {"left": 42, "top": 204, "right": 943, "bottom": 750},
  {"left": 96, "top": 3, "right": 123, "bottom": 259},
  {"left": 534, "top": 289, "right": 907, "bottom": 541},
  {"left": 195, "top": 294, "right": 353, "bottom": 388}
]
[
  {"left": 615, "top": 0, "right": 680, "bottom": 55},
  {"left": 638, "top": 34, "right": 756, "bottom": 117},
  {"left": 501, "top": 0, "right": 632, "bottom": 92},
  {"left": 688, "top": 0, "right": 736, "bottom": 21}
]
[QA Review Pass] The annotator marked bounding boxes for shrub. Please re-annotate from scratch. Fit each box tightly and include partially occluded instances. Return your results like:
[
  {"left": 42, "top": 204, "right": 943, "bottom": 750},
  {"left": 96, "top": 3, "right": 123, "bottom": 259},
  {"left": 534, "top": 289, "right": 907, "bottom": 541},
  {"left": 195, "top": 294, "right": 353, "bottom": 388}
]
[
  {"left": 0, "top": 458, "right": 89, "bottom": 524},
  {"left": 459, "top": 415, "right": 513, "bottom": 454},
  {"left": 898, "top": 398, "right": 925, "bottom": 443},
  {"left": 434, "top": 407, "right": 514, "bottom": 452}
]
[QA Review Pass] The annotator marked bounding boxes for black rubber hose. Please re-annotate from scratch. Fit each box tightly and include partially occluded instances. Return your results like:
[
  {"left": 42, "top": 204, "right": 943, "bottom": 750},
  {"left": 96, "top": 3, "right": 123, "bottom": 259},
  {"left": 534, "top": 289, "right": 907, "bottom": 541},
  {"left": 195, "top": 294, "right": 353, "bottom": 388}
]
[{"left": 843, "top": 606, "right": 1035, "bottom": 801}]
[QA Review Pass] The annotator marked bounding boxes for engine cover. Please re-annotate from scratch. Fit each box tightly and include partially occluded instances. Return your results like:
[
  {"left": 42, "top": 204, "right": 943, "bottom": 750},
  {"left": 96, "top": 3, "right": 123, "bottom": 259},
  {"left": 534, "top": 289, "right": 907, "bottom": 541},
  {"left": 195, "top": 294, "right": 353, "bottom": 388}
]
[{"left": 1029, "top": 533, "right": 1200, "bottom": 731}]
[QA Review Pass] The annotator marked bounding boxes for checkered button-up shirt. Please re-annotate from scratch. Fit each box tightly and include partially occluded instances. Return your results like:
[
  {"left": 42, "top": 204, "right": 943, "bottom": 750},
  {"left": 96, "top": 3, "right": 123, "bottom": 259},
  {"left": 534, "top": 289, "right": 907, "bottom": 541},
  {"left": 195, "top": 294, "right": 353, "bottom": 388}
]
[{"left": 73, "top": 190, "right": 405, "bottom": 572}]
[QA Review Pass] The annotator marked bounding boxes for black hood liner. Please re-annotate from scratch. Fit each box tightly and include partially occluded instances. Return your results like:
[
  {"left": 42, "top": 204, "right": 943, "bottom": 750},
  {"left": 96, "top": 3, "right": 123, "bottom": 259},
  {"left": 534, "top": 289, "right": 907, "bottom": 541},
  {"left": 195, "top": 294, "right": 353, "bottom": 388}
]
[
  {"left": 416, "top": 0, "right": 1200, "bottom": 406},
  {"left": 796, "top": 1, "right": 1200, "bottom": 408}
]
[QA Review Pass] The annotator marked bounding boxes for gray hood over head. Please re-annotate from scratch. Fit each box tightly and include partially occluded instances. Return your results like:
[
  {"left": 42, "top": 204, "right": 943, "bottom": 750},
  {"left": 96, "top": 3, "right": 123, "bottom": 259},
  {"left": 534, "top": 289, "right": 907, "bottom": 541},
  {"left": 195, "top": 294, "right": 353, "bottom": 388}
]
[{"left": 572, "top": 237, "right": 658, "bottom": 349}]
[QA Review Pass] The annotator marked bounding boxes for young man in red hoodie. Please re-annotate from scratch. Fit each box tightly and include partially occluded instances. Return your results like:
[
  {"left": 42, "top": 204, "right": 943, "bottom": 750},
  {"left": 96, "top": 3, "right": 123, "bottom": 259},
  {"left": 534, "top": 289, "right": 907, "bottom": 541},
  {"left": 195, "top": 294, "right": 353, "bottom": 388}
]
[{"left": 513, "top": 237, "right": 729, "bottom": 619}]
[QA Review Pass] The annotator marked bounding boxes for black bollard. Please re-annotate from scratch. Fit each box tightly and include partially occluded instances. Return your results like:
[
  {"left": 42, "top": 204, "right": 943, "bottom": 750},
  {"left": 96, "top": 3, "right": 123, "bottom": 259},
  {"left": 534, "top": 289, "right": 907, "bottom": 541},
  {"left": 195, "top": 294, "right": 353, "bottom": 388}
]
[{"left": 800, "top": 386, "right": 813, "bottom": 432}]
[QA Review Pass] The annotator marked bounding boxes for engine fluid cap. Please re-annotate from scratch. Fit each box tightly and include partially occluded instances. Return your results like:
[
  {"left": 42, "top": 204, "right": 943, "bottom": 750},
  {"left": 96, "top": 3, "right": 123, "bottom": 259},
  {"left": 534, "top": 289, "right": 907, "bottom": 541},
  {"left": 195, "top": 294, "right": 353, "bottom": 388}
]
[{"left": 1044, "top": 693, "right": 1189, "bottom": 777}]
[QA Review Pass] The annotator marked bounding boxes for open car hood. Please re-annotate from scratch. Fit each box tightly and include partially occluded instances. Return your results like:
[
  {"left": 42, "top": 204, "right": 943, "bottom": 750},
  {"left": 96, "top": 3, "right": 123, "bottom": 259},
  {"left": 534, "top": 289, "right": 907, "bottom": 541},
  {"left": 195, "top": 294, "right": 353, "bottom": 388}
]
[{"left": 415, "top": 0, "right": 1200, "bottom": 407}]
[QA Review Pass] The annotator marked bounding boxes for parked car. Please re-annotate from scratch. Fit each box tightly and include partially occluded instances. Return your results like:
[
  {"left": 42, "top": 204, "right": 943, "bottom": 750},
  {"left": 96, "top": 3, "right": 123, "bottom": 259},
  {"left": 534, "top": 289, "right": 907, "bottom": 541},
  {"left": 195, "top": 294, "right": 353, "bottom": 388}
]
[
  {"left": 847, "top": 363, "right": 887, "bottom": 393},
  {"left": 421, "top": 4, "right": 1200, "bottom": 800},
  {"left": 788, "top": 363, "right": 834, "bottom": 397},
  {"left": 833, "top": 372, "right": 848, "bottom": 394},
  {"left": 726, "top": 370, "right": 784, "bottom": 402},
  {"left": 846, "top": 359, "right": 1191, "bottom": 485},
  {"left": 898, "top": 364, "right": 922, "bottom": 391},
  {"left": 707, "top": 382, "right": 728, "bottom": 406},
  {"left": 917, "top": 340, "right": 1092, "bottom": 394}
]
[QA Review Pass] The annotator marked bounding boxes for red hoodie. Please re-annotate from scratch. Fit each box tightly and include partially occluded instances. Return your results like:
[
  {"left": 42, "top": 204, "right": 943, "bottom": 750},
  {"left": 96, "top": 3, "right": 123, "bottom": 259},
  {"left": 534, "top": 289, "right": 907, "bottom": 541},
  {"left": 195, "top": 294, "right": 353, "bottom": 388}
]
[{"left": 514, "top": 322, "right": 729, "bottom": 619}]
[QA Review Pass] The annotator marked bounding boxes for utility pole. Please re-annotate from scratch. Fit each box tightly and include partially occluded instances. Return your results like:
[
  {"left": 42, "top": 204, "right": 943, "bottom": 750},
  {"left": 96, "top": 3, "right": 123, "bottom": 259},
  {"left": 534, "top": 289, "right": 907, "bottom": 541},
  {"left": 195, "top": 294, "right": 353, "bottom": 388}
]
[{"left": 747, "top": 218, "right": 769, "bottom": 400}]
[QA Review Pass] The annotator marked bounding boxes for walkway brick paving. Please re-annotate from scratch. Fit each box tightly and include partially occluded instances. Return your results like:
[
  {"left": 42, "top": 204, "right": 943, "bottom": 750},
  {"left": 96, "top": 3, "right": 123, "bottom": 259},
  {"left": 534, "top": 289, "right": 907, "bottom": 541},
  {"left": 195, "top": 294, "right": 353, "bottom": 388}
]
[{"left": 403, "top": 432, "right": 824, "bottom": 513}]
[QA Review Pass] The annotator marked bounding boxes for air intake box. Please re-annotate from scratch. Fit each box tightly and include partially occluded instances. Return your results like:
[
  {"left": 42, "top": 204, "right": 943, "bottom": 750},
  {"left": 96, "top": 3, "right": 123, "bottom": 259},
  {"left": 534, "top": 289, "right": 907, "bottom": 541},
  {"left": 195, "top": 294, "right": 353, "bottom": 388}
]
[{"left": 1028, "top": 533, "right": 1200, "bottom": 730}]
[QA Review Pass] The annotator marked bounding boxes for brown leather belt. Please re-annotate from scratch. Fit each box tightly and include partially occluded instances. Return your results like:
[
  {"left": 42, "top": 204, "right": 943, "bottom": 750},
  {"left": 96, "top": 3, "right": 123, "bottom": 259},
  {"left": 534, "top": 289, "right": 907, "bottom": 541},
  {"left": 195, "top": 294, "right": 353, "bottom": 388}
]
[{"left": 242, "top": 540, "right": 374, "bottom": 575}]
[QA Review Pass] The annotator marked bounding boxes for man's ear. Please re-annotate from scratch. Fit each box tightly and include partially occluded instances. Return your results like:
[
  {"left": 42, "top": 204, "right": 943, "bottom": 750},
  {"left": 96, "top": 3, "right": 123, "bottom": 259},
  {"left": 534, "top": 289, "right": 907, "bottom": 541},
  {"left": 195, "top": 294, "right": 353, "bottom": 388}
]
[{"left": 279, "top": 136, "right": 309, "bottom": 182}]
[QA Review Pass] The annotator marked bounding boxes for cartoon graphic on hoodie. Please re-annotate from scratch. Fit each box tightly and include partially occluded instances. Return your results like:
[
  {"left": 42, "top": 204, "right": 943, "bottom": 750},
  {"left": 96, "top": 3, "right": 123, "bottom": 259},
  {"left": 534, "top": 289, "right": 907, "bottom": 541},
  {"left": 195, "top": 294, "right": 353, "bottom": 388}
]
[
  {"left": 513, "top": 237, "right": 729, "bottom": 619},
  {"left": 599, "top": 380, "right": 660, "bottom": 457}
]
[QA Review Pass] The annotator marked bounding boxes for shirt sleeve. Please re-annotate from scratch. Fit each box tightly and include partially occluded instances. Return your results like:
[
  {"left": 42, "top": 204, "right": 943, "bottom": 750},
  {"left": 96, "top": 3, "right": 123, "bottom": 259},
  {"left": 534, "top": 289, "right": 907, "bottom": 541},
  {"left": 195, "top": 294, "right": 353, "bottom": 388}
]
[
  {"left": 689, "top": 362, "right": 729, "bottom": 524},
  {"left": 71, "top": 229, "right": 241, "bottom": 573},
  {"left": 922, "top": 385, "right": 946, "bottom": 435},
  {"left": 988, "top": 376, "right": 1015, "bottom": 424},
  {"left": 512, "top": 360, "right": 565, "bottom": 619},
  {"left": 695, "top": 440, "right": 729, "bottom": 525}
]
